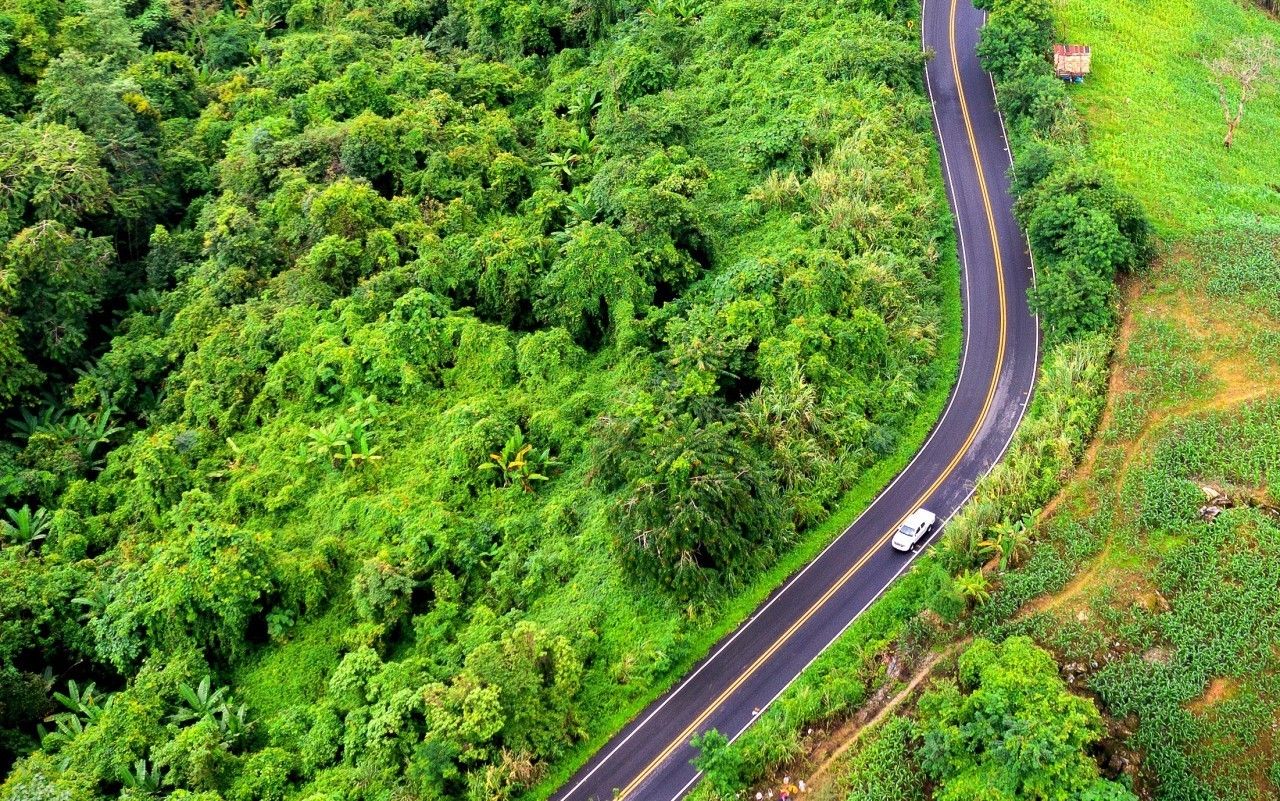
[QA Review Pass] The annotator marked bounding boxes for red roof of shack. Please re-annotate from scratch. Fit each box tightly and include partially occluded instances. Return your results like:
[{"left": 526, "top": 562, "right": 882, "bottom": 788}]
[{"left": 1053, "top": 44, "right": 1091, "bottom": 57}]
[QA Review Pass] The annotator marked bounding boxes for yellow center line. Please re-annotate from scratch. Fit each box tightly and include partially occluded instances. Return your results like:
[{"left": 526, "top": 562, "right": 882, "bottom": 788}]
[{"left": 610, "top": 1, "right": 1009, "bottom": 796}]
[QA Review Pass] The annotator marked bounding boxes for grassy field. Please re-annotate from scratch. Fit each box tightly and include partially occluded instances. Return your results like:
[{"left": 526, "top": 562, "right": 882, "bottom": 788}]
[{"left": 1053, "top": 0, "right": 1280, "bottom": 234}]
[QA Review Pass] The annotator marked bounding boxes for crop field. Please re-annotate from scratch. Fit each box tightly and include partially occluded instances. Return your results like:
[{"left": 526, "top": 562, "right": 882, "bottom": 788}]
[
  {"left": 954, "top": 0, "right": 1280, "bottom": 797},
  {"left": 968, "top": 0, "right": 1280, "bottom": 794},
  {"left": 999, "top": 323, "right": 1280, "bottom": 798}
]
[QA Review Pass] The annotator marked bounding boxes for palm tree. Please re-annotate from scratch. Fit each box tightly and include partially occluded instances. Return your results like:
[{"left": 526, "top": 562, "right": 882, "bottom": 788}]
[{"left": 954, "top": 569, "right": 991, "bottom": 607}]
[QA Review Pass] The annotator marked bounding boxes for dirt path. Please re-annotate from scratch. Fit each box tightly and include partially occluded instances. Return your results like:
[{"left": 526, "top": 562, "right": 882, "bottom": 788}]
[
  {"left": 1019, "top": 279, "right": 1280, "bottom": 621},
  {"left": 800, "top": 645, "right": 961, "bottom": 796},
  {"left": 1019, "top": 541, "right": 1114, "bottom": 617}
]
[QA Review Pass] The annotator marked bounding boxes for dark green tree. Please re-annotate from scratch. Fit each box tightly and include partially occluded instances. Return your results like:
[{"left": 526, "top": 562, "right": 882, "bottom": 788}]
[{"left": 597, "top": 399, "right": 790, "bottom": 600}]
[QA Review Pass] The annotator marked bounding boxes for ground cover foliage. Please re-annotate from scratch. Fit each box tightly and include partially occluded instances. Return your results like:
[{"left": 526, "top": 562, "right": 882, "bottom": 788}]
[
  {"left": 687, "top": 0, "right": 1186, "bottom": 796},
  {"left": 976, "top": 0, "right": 1280, "bottom": 796},
  {"left": 0, "top": 0, "right": 965, "bottom": 798},
  {"left": 775, "top": 0, "right": 1280, "bottom": 799}
]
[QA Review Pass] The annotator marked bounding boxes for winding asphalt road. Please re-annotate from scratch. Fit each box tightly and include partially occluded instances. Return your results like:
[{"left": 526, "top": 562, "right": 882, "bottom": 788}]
[{"left": 552, "top": 0, "right": 1039, "bottom": 798}]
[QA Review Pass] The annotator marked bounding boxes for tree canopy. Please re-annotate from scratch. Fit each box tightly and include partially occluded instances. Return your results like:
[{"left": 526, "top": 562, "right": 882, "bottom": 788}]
[
  {"left": 919, "top": 637, "right": 1137, "bottom": 801},
  {"left": 0, "top": 0, "right": 955, "bottom": 797}
]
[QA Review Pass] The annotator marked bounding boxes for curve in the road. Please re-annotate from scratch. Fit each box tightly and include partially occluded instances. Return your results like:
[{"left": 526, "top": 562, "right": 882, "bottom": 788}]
[{"left": 552, "top": 0, "right": 1039, "bottom": 798}]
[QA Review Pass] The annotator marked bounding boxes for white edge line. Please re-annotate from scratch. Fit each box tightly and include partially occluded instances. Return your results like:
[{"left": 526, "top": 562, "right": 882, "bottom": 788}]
[
  {"left": 565, "top": 1, "right": 1045, "bottom": 797},
  {"left": 669, "top": 2, "right": 1045, "bottom": 797},
  {"left": 557, "top": 30, "right": 978, "bottom": 794}
]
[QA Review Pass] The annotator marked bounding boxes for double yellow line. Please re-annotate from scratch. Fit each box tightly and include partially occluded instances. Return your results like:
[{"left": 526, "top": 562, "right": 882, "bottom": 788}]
[{"left": 609, "top": 1, "right": 1008, "bottom": 796}]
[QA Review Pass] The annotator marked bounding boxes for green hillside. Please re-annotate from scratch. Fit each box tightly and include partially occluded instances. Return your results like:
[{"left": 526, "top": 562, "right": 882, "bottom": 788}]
[
  {"left": 678, "top": 0, "right": 1280, "bottom": 799},
  {"left": 0, "top": 0, "right": 961, "bottom": 798}
]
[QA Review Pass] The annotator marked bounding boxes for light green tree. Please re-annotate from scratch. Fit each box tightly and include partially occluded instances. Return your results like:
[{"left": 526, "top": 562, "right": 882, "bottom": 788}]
[{"left": 919, "top": 637, "right": 1136, "bottom": 801}]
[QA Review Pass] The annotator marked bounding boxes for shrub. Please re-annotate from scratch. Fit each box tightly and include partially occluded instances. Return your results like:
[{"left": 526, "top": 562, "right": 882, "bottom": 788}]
[
  {"left": 691, "top": 729, "right": 743, "bottom": 798},
  {"left": 978, "top": 0, "right": 1152, "bottom": 343},
  {"left": 919, "top": 637, "right": 1135, "bottom": 800},
  {"left": 230, "top": 747, "right": 296, "bottom": 801}
]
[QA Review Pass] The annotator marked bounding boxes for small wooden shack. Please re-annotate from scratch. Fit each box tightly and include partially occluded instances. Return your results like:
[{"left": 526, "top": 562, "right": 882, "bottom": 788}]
[{"left": 1053, "top": 44, "right": 1092, "bottom": 81}]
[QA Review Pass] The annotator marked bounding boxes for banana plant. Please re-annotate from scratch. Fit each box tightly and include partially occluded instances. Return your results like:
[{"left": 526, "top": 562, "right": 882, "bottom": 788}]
[
  {"left": 65, "top": 409, "right": 123, "bottom": 469},
  {"left": 71, "top": 585, "right": 111, "bottom": 623},
  {"left": 643, "top": 0, "right": 700, "bottom": 22},
  {"left": 564, "top": 186, "right": 600, "bottom": 227},
  {"left": 978, "top": 518, "right": 1032, "bottom": 570},
  {"left": 567, "top": 86, "right": 602, "bottom": 125},
  {"left": 344, "top": 429, "right": 383, "bottom": 469},
  {"left": 306, "top": 395, "right": 383, "bottom": 470},
  {"left": 478, "top": 427, "right": 557, "bottom": 491},
  {"left": 540, "top": 152, "right": 581, "bottom": 183},
  {"left": 7, "top": 405, "right": 65, "bottom": 440},
  {"left": 169, "top": 676, "right": 251, "bottom": 742},
  {"left": 40, "top": 679, "right": 109, "bottom": 752},
  {"left": 38, "top": 712, "right": 86, "bottom": 751},
  {"left": 117, "top": 758, "right": 164, "bottom": 794},
  {"left": 169, "top": 676, "right": 228, "bottom": 726},
  {"left": 52, "top": 679, "right": 102, "bottom": 719},
  {"left": 6, "top": 405, "right": 121, "bottom": 471},
  {"left": 954, "top": 569, "right": 992, "bottom": 607}
]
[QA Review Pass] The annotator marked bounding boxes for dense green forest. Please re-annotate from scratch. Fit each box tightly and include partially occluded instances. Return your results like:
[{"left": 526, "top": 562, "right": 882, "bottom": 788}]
[{"left": 0, "top": 0, "right": 954, "bottom": 797}]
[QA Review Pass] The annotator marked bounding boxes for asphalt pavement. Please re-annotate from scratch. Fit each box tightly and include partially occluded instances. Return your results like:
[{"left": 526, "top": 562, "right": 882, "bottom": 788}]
[{"left": 551, "top": 0, "right": 1040, "bottom": 797}]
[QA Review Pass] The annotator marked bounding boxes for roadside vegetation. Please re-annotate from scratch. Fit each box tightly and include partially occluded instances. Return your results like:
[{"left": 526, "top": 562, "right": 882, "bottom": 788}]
[
  {"left": 691, "top": 0, "right": 1280, "bottom": 799},
  {"left": 0, "top": 0, "right": 968, "bottom": 798}
]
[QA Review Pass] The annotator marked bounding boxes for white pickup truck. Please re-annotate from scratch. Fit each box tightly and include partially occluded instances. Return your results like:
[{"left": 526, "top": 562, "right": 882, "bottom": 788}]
[{"left": 891, "top": 508, "right": 937, "bottom": 552}]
